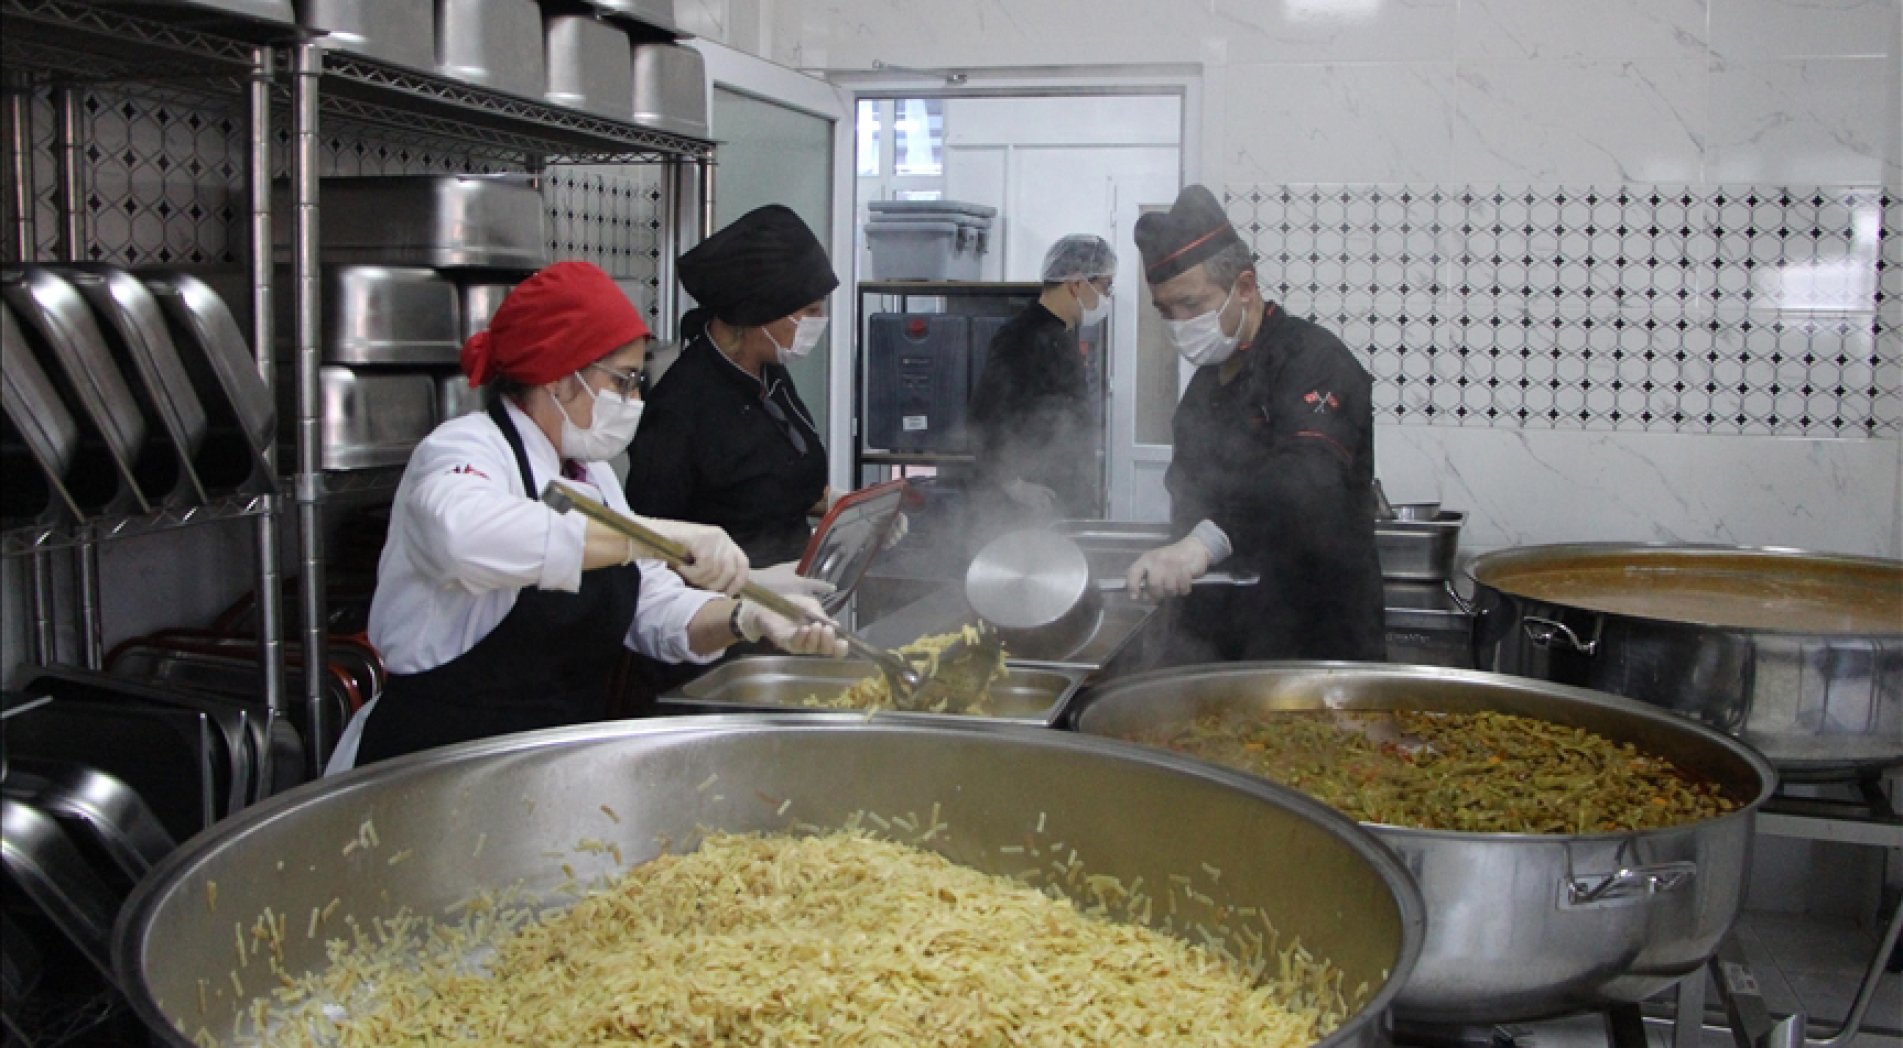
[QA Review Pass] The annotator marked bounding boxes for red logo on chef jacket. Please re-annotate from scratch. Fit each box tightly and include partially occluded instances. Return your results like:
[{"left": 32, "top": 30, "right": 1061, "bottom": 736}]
[
  {"left": 1303, "top": 390, "right": 1341, "bottom": 414},
  {"left": 449, "top": 464, "right": 490, "bottom": 480}
]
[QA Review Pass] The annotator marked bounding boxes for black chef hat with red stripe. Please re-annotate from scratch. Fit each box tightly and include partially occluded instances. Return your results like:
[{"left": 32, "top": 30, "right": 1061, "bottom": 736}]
[{"left": 1134, "top": 184, "right": 1246, "bottom": 284}]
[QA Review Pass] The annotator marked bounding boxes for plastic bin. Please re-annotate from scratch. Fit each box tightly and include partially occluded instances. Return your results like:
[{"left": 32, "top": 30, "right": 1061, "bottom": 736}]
[{"left": 866, "top": 219, "right": 984, "bottom": 281}]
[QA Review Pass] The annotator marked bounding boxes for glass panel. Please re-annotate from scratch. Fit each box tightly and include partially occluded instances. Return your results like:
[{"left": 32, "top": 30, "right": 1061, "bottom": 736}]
[
  {"left": 711, "top": 86, "right": 836, "bottom": 440},
  {"left": 855, "top": 99, "right": 880, "bottom": 177},
  {"left": 893, "top": 98, "right": 943, "bottom": 176}
]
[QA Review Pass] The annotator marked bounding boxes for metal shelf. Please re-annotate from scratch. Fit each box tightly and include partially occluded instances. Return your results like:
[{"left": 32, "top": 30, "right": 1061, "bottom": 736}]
[
  {"left": 305, "top": 51, "right": 715, "bottom": 166},
  {"left": 859, "top": 280, "right": 1042, "bottom": 296},
  {"left": 0, "top": 0, "right": 292, "bottom": 83},
  {"left": 1, "top": 490, "right": 274, "bottom": 557}
]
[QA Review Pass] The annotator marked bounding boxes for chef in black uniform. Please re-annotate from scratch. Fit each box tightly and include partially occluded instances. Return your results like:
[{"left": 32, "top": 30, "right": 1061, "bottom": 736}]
[
  {"left": 967, "top": 234, "right": 1113, "bottom": 522},
  {"left": 626, "top": 205, "right": 838, "bottom": 572},
  {"left": 1127, "top": 185, "right": 1385, "bottom": 663}
]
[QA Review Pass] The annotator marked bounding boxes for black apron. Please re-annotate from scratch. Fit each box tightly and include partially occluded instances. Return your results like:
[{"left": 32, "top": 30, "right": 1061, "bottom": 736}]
[{"left": 355, "top": 401, "right": 642, "bottom": 766}]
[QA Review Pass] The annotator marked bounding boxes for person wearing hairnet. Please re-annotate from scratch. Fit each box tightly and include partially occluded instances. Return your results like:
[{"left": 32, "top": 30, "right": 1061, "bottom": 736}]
[
  {"left": 967, "top": 234, "right": 1113, "bottom": 523},
  {"left": 626, "top": 205, "right": 843, "bottom": 581},
  {"left": 338, "top": 261, "right": 846, "bottom": 770},
  {"left": 1127, "top": 185, "right": 1384, "bottom": 663}
]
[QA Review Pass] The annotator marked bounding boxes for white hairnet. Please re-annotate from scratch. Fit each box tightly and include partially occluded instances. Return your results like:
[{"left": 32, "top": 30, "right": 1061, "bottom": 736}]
[{"left": 1040, "top": 235, "right": 1117, "bottom": 283}]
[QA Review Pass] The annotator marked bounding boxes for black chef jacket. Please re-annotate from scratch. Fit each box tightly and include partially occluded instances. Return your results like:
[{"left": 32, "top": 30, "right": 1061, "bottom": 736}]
[
  {"left": 967, "top": 302, "right": 1097, "bottom": 517},
  {"left": 1161, "top": 302, "right": 1385, "bottom": 664},
  {"left": 626, "top": 333, "right": 828, "bottom": 566}
]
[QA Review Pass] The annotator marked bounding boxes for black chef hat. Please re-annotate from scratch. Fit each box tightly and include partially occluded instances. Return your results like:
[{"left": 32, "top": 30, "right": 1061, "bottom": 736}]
[
  {"left": 678, "top": 204, "right": 839, "bottom": 326},
  {"left": 1134, "top": 184, "right": 1246, "bottom": 284}
]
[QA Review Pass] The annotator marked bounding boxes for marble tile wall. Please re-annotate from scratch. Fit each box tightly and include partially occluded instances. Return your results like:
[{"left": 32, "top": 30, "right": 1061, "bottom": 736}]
[
  {"left": 1228, "top": 183, "right": 1898, "bottom": 439},
  {"left": 769, "top": 0, "right": 1903, "bottom": 556}
]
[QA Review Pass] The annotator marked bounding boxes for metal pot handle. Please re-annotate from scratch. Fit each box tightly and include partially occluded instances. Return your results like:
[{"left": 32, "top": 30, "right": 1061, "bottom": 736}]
[
  {"left": 1564, "top": 861, "right": 1696, "bottom": 908},
  {"left": 1441, "top": 579, "right": 1477, "bottom": 616},
  {"left": 1523, "top": 615, "right": 1601, "bottom": 655}
]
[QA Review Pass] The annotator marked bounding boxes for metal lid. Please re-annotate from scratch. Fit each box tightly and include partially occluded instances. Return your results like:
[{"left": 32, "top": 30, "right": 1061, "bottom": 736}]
[{"left": 965, "top": 529, "right": 1091, "bottom": 631}]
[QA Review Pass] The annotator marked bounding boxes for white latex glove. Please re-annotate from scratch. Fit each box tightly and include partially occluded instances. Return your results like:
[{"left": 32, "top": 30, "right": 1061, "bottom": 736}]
[
  {"left": 752, "top": 560, "right": 837, "bottom": 601},
  {"left": 1126, "top": 535, "right": 1213, "bottom": 600},
  {"left": 1003, "top": 479, "right": 1061, "bottom": 520},
  {"left": 636, "top": 515, "right": 748, "bottom": 595},
  {"left": 737, "top": 593, "right": 848, "bottom": 657}
]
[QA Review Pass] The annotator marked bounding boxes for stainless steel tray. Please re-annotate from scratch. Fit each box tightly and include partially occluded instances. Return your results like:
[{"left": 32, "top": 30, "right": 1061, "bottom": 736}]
[
  {"left": 3, "top": 266, "right": 154, "bottom": 514},
  {"left": 860, "top": 583, "right": 1158, "bottom": 677},
  {"left": 56, "top": 264, "right": 213, "bottom": 504},
  {"left": 586, "top": 0, "right": 681, "bottom": 36},
  {"left": 294, "top": 366, "right": 436, "bottom": 470},
  {"left": 296, "top": 0, "right": 435, "bottom": 70},
  {"left": 435, "top": 0, "right": 545, "bottom": 98},
  {"left": 544, "top": 11, "right": 635, "bottom": 120},
  {"left": 435, "top": 372, "right": 484, "bottom": 420},
  {"left": 139, "top": 270, "right": 277, "bottom": 494},
  {"left": 275, "top": 174, "right": 548, "bottom": 270},
  {"left": 458, "top": 280, "right": 516, "bottom": 340},
  {"left": 280, "top": 265, "right": 462, "bottom": 366},
  {"left": 1375, "top": 511, "right": 1466, "bottom": 581},
  {"left": 1, "top": 304, "right": 87, "bottom": 524},
  {"left": 662, "top": 656, "right": 1086, "bottom": 726},
  {"left": 631, "top": 41, "right": 706, "bottom": 138}
]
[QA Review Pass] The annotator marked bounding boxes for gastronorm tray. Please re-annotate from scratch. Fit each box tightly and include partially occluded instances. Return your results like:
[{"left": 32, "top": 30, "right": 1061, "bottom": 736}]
[
  {"left": 138, "top": 269, "right": 278, "bottom": 494},
  {"left": 1375, "top": 511, "right": 1466, "bottom": 582},
  {"left": 57, "top": 264, "right": 213, "bottom": 505},
  {"left": 859, "top": 583, "right": 1157, "bottom": 678},
  {"left": 659, "top": 656, "right": 1086, "bottom": 727},
  {"left": 436, "top": 0, "right": 545, "bottom": 99},
  {"left": 1, "top": 304, "right": 87, "bottom": 524},
  {"left": 3, "top": 266, "right": 154, "bottom": 515}
]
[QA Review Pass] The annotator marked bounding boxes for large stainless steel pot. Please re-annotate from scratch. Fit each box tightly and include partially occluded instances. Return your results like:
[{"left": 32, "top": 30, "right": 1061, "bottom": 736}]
[
  {"left": 1072, "top": 662, "right": 1777, "bottom": 1024},
  {"left": 1467, "top": 544, "right": 1903, "bottom": 778},
  {"left": 116, "top": 717, "right": 1424, "bottom": 1047}
]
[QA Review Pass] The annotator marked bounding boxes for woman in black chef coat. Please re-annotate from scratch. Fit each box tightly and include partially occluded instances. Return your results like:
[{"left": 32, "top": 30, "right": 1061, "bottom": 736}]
[{"left": 625, "top": 205, "right": 836, "bottom": 570}]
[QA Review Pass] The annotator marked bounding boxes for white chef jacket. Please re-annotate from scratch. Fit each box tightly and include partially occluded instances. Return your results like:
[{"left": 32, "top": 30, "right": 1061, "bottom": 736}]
[{"left": 366, "top": 399, "right": 722, "bottom": 676}]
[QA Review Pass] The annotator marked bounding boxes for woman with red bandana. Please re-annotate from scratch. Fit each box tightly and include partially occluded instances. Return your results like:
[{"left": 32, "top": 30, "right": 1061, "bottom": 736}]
[{"left": 339, "top": 261, "right": 844, "bottom": 769}]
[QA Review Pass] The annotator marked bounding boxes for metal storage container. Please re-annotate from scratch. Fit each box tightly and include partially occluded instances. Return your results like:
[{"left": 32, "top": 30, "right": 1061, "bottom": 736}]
[
  {"left": 292, "top": 367, "right": 437, "bottom": 470},
  {"left": 281, "top": 265, "right": 463, "bottom": 366},
  {"left": 435, "top": 0, "right": 545, "bottom": 98},
  {"left": 274, "top": 174, "right": 548, "bottom": 270},
  {"left": 458, "top": 281, "right": 516, "bottom": 341},
  {"left": 865, "top": 312, "right": 970, "bottom": 452},
  {"left": 543, "top": 9, "right": 634, "bottom": 120},
  {"left": 631, "top": 41, "right": 707, "bottom": 138},
  {"left": 294, "top": 0, "right": 435, "bottom": 70},
  {"left": 1374, "top": 510, "right": 1465, "bottom": 581}
]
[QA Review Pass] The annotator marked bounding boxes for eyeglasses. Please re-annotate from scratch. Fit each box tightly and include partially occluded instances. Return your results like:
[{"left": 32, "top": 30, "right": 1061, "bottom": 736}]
[{"left": 587, "top": 361, "right": 644, "bottom": 397}]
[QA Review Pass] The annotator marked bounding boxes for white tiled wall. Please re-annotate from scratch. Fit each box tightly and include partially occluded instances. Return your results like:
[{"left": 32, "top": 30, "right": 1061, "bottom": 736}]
[{"left": 755, "top": 0, "right": 1903, "bottom": 557}]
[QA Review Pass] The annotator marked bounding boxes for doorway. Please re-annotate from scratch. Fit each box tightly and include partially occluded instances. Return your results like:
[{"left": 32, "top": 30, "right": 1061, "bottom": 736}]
[{"left": 851, "top": 89, "right": 1187, "bottom": 520}]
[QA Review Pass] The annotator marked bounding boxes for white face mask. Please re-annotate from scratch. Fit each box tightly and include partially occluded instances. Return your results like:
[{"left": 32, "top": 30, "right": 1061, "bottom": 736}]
[
  {"left": 554, "top": 372, "right": 646, "bottom": 460},
  {"left": 1163, "top": 284, "right": 1241, "bottom": 367},
  {"left": 768, "top": 315, "right": 829, "bottom": 364},
  {"left": 1078, "top": 283, "right": 1112, "bottom": 326}
]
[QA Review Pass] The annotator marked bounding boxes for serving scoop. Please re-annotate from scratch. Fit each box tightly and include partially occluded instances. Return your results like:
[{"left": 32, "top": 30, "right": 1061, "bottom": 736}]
[{"left": 542, "top": 480, "right": 1002, "bottom": 712}]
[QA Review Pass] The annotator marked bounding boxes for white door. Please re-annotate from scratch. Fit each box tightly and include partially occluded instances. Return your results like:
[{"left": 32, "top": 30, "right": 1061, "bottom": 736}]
[{"left": 688, "top": 41, "right": 857, "bottom": 489}]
